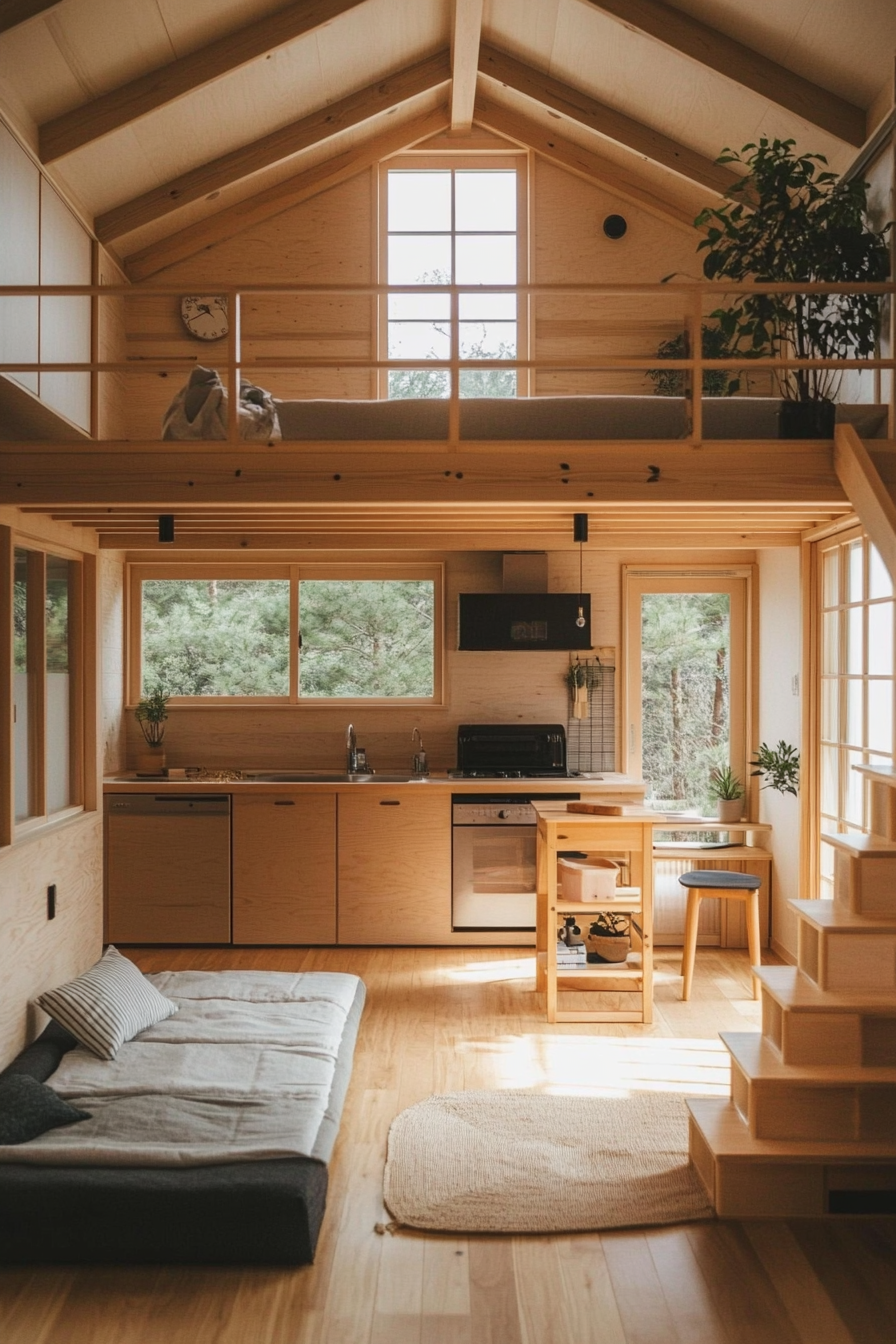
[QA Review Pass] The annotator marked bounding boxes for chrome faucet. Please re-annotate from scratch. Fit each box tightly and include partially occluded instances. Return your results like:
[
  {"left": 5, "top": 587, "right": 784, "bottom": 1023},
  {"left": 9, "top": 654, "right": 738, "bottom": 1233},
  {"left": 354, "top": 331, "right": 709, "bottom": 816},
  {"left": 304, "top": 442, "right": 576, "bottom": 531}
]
[
  {"left": 412, "top": 726, "right": 428, "bottom": 777},
  {"left": 346, "top": 722, "right": 359, "bottom": 773}
]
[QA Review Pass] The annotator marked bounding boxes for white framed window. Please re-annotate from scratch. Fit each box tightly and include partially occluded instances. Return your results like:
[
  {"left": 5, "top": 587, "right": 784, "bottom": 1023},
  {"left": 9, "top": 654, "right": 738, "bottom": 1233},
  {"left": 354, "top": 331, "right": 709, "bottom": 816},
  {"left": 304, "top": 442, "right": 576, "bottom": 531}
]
[
  {"left": 128, "top": 563, "right": 444, "bottom": 706},
  {"left": 380, "top": 156, "right": 527, "bottom": 399},
  {"left": 10, "top": 534, "right": 85, "bottom": 834},
  {"left": 815, "top": 527, "right": 895, "bottom": 896},
  {"left": 622, "top": 567, "right": 753, "bottom": 812}
]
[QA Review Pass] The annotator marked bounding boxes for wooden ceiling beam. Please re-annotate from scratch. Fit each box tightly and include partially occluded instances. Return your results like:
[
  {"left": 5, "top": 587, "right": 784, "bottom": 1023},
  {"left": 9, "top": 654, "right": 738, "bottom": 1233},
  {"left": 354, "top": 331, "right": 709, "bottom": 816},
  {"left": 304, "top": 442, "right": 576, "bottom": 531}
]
[
  {"left": 93, "top": 529, "right": 801, "bottom": 551},
  {"left": 0, "top": 1, "right": 59, "bottom": 35},
  {"left": 473, "top": 94, "right": 696, "bottom": 230},
  {"left": 479, "top": 43, "right": 738, "bottom": 196},
  {"left": 123, "top": 106, "right": 450, "bottom": 281},
  {"left": 450, "top": 0, "right": 484, "bottom": 133},
  {"left": 38, "top": 0, "right": 368, "bottom": 163},
  {"left": 96, "top": 50, "right": 451, "bottom": 244},
  {"left": 585, "top": 0, "right": 866, "bottom": 147}
]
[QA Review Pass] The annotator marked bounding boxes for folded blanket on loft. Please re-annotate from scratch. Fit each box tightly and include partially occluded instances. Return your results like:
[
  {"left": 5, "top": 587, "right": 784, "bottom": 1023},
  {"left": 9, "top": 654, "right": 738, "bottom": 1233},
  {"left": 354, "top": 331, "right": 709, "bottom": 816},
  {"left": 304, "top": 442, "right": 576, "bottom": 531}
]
[
  {"left": 0, "top": 969, "right": 362, "bottom": 1167},
  {"left": 160, "top": 368, "right": 889, "bottom": 441}
]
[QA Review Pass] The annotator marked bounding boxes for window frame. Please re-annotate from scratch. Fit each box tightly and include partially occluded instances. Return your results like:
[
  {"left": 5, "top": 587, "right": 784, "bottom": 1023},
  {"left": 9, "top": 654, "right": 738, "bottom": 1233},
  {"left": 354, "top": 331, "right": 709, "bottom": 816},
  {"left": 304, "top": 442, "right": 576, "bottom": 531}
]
[
  {"left": 4, "top": 526, "right": 87, "bottom": 844},
  {"left": 127, "top": 561, "right": 445, "bottom": 707},
  {"left": 621, "top": 566, "right": 755, "bottom": 802},
  {"left": 377, "top": 153, "right": 530, "bottom": 400}
]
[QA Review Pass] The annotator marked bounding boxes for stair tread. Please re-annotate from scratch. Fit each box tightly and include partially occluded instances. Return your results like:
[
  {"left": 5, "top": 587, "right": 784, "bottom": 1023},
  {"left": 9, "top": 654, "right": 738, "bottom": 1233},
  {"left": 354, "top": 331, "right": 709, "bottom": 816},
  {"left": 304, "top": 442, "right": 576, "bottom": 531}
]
[
  {"left": 688, "top": 1098, "right": 896, "bottom": 1160},
  {"left": 789, "top": 898, "right": 896, "bottom": 931},
  {"left": 821, "top": 832, "right": 896, "bottom": 857},
  {"left": 721, "top": 1030, "right": 896, "bottom": 1083},
  {"left": 757, "top": 964, "right": 896, "bottom": 1012}
]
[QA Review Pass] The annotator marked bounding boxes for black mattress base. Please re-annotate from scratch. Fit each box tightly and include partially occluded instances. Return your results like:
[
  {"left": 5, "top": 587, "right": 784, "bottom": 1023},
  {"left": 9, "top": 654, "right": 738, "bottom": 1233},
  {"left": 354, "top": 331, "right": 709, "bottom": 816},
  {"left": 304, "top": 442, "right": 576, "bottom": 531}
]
[{"left": 0, "top": 980, "right": 365, "bottom": 1265}]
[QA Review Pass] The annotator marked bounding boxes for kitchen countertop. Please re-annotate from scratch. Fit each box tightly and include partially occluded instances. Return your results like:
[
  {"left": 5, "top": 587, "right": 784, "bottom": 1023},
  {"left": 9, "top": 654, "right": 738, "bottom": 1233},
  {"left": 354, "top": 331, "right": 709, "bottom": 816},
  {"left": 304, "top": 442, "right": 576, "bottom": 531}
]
[{"left": 103, "top": 771, "right": 645, "bottom": 795}]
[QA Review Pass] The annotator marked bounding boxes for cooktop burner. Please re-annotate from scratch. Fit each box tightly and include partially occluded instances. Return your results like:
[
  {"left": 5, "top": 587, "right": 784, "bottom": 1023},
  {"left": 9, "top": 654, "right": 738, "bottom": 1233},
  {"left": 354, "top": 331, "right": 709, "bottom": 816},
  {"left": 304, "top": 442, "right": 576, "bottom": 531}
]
[{"left": 448, "top": 769, "right": 579, "bottom": 779}]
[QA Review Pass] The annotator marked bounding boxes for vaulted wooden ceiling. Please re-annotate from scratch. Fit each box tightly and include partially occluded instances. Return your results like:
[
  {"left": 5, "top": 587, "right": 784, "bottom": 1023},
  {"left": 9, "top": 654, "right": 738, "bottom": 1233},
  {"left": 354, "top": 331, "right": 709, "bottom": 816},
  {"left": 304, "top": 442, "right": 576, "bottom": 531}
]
[{"left": 0, "top": 0, "right": 893, "bottom": 280}]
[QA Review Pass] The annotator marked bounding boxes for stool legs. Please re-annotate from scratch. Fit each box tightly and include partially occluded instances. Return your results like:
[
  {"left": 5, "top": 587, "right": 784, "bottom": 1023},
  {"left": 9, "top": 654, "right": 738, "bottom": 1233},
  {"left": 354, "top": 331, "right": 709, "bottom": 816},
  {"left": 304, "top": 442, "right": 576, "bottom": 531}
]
[
  {"left": 745, "top": 887, "right": 762, "bottom": 1000},
  {"left": 679, "top": 887, "right": 762, "bottom": 1001},
  {"left": 680, "top": 890, "right": 702, "bottom": 1001}
]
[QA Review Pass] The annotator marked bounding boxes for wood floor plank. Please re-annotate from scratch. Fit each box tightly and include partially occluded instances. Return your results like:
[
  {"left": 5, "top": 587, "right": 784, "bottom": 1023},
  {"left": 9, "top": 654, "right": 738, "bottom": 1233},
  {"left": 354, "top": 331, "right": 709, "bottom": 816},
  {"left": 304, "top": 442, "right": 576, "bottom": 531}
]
[
  {"left": 742, "top": 1222, "right": 854, "bottom": 1344},
  {"left": 2, "top": 945, "right": 892, "bottom": 1344}
]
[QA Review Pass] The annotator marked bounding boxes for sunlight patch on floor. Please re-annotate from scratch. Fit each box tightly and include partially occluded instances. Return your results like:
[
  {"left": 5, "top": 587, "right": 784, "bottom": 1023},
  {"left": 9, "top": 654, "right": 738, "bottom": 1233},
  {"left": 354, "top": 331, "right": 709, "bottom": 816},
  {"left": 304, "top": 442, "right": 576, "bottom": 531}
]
[{"left": 455, "top": 1032, "right": 731, "bottom": 1097}]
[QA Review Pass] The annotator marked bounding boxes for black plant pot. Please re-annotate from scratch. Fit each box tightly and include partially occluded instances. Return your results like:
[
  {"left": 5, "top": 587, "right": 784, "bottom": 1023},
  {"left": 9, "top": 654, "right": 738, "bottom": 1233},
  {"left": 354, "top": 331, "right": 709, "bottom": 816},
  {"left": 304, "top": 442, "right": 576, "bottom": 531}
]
[{"left": 778, "top": 399, "right": 836, "bottom": 439}]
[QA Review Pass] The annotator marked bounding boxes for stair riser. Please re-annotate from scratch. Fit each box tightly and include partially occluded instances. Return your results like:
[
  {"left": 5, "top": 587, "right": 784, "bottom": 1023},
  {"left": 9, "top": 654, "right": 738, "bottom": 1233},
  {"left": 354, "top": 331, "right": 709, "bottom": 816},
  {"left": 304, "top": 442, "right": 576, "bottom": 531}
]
[
  {"left": 834, "top": 849, "right": 896, "bottom": 917},
  {"left": 688, "top": 1116, "right": 896, "bottom": 1217},
  {"left": 731, "top": 1065, "right": 896, "bottom": 1142},
  {"left": 762, "top": 996, "right": 896, "bottom": 1066},
  {"left": 798, "top": 923, "right": 896, "bottom": 992}
]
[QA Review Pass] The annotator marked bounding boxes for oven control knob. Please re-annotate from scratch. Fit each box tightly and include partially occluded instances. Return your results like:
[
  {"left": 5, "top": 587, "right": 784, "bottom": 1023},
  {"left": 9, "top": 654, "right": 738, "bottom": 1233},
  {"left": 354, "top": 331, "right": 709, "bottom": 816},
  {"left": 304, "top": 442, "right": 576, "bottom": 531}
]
[{"left": 498, "top": 809, "right": 511, "bottom": 819}]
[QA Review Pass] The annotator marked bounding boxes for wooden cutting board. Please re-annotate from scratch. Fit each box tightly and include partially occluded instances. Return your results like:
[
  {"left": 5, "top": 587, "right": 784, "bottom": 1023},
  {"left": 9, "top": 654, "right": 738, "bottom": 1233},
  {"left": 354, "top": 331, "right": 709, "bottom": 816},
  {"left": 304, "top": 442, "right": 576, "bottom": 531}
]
[{"left": 566, "top": 801, "right": 626, "bottom": 815}]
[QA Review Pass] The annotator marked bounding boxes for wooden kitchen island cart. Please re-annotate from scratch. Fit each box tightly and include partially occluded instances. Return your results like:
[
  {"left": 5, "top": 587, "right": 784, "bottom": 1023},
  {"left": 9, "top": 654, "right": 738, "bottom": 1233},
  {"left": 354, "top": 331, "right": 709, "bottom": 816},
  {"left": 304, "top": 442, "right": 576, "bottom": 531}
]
[{"left": 534, "top": 801, "right": 657, "bottom": 1024}]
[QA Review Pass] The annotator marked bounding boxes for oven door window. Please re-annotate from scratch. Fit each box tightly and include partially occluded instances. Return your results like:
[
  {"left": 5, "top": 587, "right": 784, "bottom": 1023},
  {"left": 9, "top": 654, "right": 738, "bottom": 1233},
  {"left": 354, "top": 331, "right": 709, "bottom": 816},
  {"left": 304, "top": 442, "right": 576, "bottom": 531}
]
[
  {"left": 469, "top": 830, "right": 535, "bottom": 892},
  {"left": 453, "top": 824, "right": 536, "bottom": 929}
]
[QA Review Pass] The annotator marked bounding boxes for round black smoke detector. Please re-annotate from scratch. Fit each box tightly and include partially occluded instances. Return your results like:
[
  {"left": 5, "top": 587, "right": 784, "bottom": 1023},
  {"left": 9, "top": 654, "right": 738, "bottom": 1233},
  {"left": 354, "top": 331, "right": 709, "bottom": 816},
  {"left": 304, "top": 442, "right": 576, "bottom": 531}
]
[{"left": 602, "top": 213, "right": 628, "bottom": 239}]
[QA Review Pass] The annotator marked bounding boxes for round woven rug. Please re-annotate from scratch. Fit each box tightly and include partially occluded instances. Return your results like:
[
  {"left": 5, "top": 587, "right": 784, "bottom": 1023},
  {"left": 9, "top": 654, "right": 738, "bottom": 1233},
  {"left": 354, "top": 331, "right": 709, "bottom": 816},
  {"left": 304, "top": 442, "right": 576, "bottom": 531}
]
[{"left": 383, "top": 1090, "right": 714, "bottom": 1233}]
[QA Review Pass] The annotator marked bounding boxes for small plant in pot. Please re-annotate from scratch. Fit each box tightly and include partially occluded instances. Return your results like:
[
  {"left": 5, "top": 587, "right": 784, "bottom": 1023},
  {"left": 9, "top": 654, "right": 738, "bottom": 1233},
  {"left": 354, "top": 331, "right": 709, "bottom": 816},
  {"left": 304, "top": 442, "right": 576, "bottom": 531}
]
[
  {"left": 134, "top": 686, "right": 169, "bottom": 772},
  {"left": 709, "top": 765, "right": 745, "bottom": 822},
  {"left": 586, "top": 912, "right": 631, "bottom": 964},
  {"left": 750, "top": 740, "right": 800, "bottom": 797}
]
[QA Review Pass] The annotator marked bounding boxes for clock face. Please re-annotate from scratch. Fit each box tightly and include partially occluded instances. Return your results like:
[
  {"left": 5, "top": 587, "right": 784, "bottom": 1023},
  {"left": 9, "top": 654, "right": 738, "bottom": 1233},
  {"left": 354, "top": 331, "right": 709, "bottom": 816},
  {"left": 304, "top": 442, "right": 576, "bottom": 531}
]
[{"left": 180, "top": 294, "right": 229, "bottom": 341}]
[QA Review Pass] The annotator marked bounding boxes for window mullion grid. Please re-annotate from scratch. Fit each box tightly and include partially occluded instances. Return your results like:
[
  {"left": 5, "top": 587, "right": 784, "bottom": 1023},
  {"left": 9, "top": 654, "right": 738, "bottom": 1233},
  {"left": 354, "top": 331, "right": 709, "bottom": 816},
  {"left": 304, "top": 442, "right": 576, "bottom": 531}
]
[{"left": 449, "top": 170, "right": 459, "bottom": 439}]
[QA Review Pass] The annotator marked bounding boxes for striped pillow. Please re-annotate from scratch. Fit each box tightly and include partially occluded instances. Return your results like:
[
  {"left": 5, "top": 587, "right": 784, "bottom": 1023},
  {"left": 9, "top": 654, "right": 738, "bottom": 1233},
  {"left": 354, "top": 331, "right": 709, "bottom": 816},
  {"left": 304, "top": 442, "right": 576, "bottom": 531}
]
[{"left": 37, "top": 946, "right": 177, "bottom": 1060}]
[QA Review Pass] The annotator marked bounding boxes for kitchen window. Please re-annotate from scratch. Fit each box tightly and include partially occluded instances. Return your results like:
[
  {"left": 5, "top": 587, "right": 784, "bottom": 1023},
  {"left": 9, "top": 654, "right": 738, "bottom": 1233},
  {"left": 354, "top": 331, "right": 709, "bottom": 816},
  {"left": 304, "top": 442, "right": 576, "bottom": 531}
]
[
  {"left": 381, "top": 157, "right": 527, "bottom": 399},
  {"left": 129, "top": 563, "right": 443, "bottom": 705},
  {"left": 8, "top": 534, "right": 85, "bottom": 836}
]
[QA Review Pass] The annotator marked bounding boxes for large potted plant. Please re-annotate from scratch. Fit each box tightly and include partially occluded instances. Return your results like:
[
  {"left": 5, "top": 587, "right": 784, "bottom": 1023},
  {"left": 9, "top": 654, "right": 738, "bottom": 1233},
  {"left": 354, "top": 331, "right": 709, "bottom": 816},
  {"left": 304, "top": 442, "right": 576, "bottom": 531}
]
[{"left": 695, "top": 137, "right": 891, "bottom": 437}]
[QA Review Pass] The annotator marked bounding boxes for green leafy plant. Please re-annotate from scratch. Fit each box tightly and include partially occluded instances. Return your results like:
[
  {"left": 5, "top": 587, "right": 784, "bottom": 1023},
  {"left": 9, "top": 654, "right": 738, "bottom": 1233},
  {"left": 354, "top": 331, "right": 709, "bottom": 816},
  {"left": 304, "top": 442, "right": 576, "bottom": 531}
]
[
  {"left": 751, "top": 740, "right": 800, "bottom": 796},
  {"left": 695, "top": 137, "right": 892, "bottom": 403},
  {"left": 135, "top": 687, "right": 169, "bottom": 746},
  {"left": 646, "top": 324, "right": 740, "bottom": 397},
  {"left": 589, "top": 912, "right": 630, "bottom": 937},
  {"left": 565, "top": 661, "right": 601, "bottom": 692},
  {"left": 708, "top": 765, "right": 744, "bottom": 801}
]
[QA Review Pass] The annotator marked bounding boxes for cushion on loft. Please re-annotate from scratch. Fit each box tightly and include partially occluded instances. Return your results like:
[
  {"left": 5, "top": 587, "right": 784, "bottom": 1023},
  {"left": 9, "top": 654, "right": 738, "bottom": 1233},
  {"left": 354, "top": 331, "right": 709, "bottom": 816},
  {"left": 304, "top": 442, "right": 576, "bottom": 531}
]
[
  {"left": 161, "top": 366, "right": 281, "bottom": 442},
  {"left": 0, "top": 1073, "right": 91, "bottom": 1146},
  {"left": 37, "top": 946, "right": 178, "bottom": 1060}
]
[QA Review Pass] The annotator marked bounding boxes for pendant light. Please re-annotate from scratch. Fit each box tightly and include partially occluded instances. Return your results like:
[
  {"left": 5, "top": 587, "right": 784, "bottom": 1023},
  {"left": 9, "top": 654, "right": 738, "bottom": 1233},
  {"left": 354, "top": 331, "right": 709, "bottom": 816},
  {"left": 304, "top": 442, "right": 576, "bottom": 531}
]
[{"left": 573, "top": 513, "right": 588, "bottom": 628}]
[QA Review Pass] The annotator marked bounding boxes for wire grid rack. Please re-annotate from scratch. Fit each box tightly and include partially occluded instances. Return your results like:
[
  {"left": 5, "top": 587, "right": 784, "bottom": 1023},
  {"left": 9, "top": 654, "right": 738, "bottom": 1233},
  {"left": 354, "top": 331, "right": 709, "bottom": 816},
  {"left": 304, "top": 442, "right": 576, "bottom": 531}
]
[{"left": 566, "top": 659, "right": 616, "bottom": 773}]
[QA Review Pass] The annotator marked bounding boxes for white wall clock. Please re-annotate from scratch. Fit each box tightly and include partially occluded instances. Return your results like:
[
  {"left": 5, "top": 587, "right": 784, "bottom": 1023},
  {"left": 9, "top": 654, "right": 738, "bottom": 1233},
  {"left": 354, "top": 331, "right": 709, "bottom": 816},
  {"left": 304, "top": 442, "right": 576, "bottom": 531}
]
[{"left": 180, "top": 295, "right": 229, "bottom": 341}]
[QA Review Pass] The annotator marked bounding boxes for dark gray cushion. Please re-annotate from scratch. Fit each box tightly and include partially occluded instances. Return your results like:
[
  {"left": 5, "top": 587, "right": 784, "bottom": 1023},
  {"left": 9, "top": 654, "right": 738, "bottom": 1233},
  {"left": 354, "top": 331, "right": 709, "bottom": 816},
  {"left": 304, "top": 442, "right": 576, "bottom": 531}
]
[{"left": 0, "top": 1074, "right": 90, "bottom": 1146}]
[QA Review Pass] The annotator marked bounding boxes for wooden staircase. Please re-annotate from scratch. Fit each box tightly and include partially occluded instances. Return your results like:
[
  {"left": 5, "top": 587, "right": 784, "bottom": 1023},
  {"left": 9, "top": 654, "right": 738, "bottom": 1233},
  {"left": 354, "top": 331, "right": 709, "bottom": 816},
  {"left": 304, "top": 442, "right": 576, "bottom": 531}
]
[{"left": 687, "top": 767, "right": 896, "bottom": 1217}]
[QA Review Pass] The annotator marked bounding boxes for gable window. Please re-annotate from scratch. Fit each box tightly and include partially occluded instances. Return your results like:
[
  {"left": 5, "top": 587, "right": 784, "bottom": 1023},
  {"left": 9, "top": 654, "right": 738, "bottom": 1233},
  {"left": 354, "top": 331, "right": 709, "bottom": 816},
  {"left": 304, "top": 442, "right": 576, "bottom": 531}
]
[
  {"left": 382, "top": 159, "right": 525, "bottom": 399},
  {"left": 130, "top": 564, "right": 443, "bottom": 705}
]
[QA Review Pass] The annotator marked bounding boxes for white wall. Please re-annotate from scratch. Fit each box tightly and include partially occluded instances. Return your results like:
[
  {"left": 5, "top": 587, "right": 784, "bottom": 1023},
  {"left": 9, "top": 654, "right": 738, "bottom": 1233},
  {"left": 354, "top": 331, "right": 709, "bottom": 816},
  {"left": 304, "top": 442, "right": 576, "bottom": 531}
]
[{"left": 757, "top": 547, "right": 803, "bottom": 960}]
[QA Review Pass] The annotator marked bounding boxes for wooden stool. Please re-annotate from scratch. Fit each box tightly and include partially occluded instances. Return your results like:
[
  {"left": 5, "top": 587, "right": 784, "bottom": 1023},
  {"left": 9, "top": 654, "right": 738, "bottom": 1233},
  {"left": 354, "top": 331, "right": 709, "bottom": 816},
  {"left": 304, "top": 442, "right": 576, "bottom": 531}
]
[{"left": 678, "top": 869, "right": 762, "bottom": 1001}]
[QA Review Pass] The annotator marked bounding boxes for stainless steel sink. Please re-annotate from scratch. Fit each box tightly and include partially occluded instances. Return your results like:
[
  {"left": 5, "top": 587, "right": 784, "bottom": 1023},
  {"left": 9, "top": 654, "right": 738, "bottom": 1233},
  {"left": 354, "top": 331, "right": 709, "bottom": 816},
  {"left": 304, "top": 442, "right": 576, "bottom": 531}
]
[{"left": 244, "top": 771, "right": 421, "bottom": 783}]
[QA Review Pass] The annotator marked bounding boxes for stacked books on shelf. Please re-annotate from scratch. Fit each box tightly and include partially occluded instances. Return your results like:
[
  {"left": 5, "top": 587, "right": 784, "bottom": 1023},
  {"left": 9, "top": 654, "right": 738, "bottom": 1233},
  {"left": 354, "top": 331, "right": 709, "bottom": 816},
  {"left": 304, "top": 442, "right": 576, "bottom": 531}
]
[{"left": 555, "top": 941, "right": 586, "bottom": 967}]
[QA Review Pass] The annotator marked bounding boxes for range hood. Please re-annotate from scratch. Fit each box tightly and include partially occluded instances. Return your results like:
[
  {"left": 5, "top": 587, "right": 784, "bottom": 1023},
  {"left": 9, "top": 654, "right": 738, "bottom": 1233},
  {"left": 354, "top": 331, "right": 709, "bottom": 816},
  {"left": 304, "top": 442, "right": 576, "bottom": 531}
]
[{"left": 458, "top": 554, "right": 591, "bottom": 650}]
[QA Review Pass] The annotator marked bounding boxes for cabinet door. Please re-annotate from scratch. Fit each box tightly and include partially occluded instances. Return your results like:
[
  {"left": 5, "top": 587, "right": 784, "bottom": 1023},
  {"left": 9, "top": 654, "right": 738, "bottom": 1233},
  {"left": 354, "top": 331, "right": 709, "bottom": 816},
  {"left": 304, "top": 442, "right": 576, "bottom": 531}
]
[
  {"left": 105, "top": 813, "right": 231, "bottom": 944},
  {"left": 338, "top": 791, "right": 451, "bottom": 944},
  {"left": 232, "top": 794, "right": 336, "bottom": 944}
]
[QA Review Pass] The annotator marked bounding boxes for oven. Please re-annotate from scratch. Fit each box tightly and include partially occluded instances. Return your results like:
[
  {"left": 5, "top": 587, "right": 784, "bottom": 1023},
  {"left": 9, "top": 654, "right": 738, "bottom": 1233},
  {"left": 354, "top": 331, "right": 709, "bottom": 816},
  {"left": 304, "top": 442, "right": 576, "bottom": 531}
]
[{"left": 452, "top": 793, "right": 580, "bottom": 931}]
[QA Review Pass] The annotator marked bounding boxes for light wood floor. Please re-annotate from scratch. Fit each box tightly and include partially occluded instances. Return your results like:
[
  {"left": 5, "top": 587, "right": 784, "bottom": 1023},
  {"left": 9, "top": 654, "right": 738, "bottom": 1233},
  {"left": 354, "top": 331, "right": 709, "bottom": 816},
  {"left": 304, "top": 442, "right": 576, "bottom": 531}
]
[{"left": 2, "top": 945, "right": 894, "bottom": 1344}]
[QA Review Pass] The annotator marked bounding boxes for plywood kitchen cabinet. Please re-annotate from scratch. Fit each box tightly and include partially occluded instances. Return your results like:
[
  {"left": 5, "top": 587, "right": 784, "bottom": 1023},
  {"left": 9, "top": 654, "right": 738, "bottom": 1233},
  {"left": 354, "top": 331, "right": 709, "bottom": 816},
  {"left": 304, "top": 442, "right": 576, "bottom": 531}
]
[
  {"left": 337, "top": 790, "right": 451, "bottom": 944},
  {"left": 232, "top": 794, "right": 337, "bottom": 944}
]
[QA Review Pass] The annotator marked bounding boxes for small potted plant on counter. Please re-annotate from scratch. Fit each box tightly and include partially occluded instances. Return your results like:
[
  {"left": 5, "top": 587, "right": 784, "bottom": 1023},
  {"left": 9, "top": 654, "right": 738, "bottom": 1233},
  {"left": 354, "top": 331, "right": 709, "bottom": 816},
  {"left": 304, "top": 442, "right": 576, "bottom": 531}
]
[
  {"left": 134, "top": 686, "right": 169, "bottom": 773},
  {"left": 585, "top": 912, "right": 631, "bottom": 964},
  {"left": 750, "top": 740, "right": 800, "bottom": 796},
  {"left": 709, "top": 765, "right": 745, "bottom": 822}
]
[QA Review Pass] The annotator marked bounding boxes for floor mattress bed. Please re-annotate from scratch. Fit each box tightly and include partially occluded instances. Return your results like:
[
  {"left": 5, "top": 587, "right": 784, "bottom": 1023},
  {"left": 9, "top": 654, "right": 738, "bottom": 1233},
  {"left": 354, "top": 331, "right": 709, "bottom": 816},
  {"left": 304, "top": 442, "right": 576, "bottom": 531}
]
[{"left": 0, "top": 965, "right": 366, "bottom": 1265}]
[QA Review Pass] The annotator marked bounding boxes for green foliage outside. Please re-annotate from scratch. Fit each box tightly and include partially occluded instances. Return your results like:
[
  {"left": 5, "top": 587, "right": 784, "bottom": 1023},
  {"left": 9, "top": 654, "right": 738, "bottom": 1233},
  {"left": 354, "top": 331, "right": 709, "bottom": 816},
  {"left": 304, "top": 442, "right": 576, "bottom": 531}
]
[
  {"left": 641, "top": 592, "right": 731, "bottom": 812},
  {"left": 299, "top": 580, "right": 434, "bottom": 698},
  {"left": 14, "top": 549, "right": 70, "bottom": 673},
  {"left": 389, "top": 328, "right": 517, "bottom": 400},
  {"left": 141, "top": 577, "right": 435, "bottom": 699},
  {"left": 142, "top": 579, "right": 290, "bottom": 695}
]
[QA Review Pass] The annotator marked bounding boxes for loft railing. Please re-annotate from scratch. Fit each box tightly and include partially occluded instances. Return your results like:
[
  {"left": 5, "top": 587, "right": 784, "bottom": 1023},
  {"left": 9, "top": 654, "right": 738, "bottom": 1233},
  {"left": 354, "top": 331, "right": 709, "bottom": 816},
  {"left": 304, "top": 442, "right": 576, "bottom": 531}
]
[{"left": 1, "top": 279, "right": 894, "bottom": 444}]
